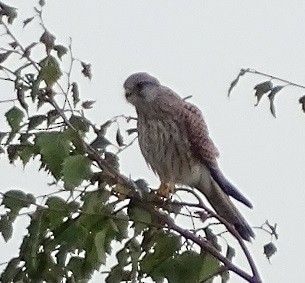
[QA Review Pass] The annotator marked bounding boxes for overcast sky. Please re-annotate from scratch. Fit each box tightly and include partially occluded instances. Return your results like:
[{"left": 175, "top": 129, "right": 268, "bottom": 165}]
[{"left": 1, "top": 1, "right": 305, "bottom": 282}]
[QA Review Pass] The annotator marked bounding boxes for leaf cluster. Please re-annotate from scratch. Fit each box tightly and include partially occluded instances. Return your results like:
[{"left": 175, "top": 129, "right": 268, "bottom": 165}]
[{"left": 228, "top": 68, "right": 305, "bottom": 117}]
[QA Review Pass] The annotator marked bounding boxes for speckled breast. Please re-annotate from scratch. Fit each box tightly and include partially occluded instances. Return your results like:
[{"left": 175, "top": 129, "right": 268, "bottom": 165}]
[{"left": 137, "top": 115, "right": 201, "bottom": 185}]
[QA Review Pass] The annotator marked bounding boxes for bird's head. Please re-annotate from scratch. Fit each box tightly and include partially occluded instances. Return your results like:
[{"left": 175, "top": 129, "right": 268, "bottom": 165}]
[{"left": 123, "top": 72, "right": 160, "bottom": 107}]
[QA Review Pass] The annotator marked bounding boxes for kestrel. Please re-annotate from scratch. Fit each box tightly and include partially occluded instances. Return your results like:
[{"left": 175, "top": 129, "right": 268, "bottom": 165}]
[{"left": 123, "top": 72, "right": 254, "bottom": 241}]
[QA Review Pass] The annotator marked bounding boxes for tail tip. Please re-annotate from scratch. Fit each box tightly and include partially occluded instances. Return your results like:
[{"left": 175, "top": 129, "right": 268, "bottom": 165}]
[{"left": 235, "top": 223, "right": 255, "bottom": 241}]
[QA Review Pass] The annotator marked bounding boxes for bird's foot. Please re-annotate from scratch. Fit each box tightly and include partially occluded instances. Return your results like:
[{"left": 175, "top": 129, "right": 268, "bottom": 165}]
[{"left": 157, "top": 181, "right": 175, "bottom": 198}]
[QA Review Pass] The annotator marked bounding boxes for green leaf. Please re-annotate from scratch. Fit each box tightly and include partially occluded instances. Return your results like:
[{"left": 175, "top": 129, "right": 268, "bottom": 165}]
[
  {"left": 0, "top": 51, "right": 13, "bottom": 64},
  {"left": 19, "top": 144, "right": 34, "bottom": 166},
  {"left": 116, "top": 248, "right": 129, "bottom": 266},
  {"left": 64, "top": 128, "right": 86, "bottom": 154},
  {"left": 0, "top": 132, "right": 6, "bottom": 143},
  {"left": 7, "top": 144, "right": 32, "bottom": 166},
  {"left": 140, "top": 231, "right": 181, "bottom": 274},
  {"left": 0, "top": 3, "right": 18, "bottom": 24},
  {"left": 45, "top": 197, "right": 79, "bottom": 228},
  {"left": 106, "top": 265, "right": 124, "bottom": 283},
  {"left": 53, "top": 44, "right": 68, "bottom": 60},
  {"left": 5, "top": 132, "right": 16, "bottom": 145},
  {"left": 69, "top": 115, "right": 90, "bottom": 132},
  {"left": 81, "top": 61, "right": 92, "bottom": 79},
  {"left": 129, "top": 238, "right": 142, "bottom": 275},
  {"left": 99, "top": 120, "right": 112, "bottom": 136},
  {"left": 204, "top": 227, "right": 221, "bottom": 251},
  {"left": 264, "top": 220, "right": 279, "bottom": 239},
  {"left": 225, "top": 244, "right": 235, "bottom": 261},
  {"left": 90, "top": 135, "right": 111, "bottom": 150},
  {"left": 71, "top": 82, "right": 80, "bottom": 107},
  {"left": 9, "top": 41, "right": 18, "bottom": 49},
  {"left": 26, "top": 193, "right": 36, "bottom": 204},
  {"left": 7, "top": 10, "right": 18, "bottom": 24},
  {"left": 264, "top": 242, "right": 277, "bottom": 261},
  {"left": 67, "top": 257, "right": 86, "bottom": 281},
  {"left": 35, "top": 131, "right": 71, "bottom": 179},
  {"left": 105, "top": 152, "right": 120, "bottom": 170},
  {"left": 0, "top": 215, "right": 13, "bottom": 242},
  {"left": 54, "top": 221, "right": 88, "bottom": 249},
  {"left": 55, "top": 248, "right": 68, "bottom": 269},
  {"left": 46, "top": 196, "right": 66, "bottom": 210},
  {"left": 82, "top": 100, "right": 95, "bottom": 109},
  {"left": 148, "top": 251, "right": 219, "bottom": 283},
  {"left": 198, "top": 253, "right": 220, "bottom": 282},
  {"left": 28, "top": 115, "right": 47, "bottom": 131},
  {"left": 254, "top": 80, "right": 273, "bottom": 106},
  {"left": 228, "top": 68, "right": 246, "bottom": 97},
  {"left": 85, "top": 221, "right": 116, "bottom": 272},
  {"left": 5, "top": 106, "right": 24, "bottom": 132},
  {"left": 23, "top": 42, "right": 37, "bottom": 58},
  {"left": 299, "top": 95, "right": 305, "bottom": 113},
  {"left": 94, "top": 229, "right": 108, "bottom": 265},
  {"left": 38, "top": 55, "right": 62, "bottom": 87},
  {"left": 23, "top": 16, "right": 34, "bottom": 27},
  {"left": 45, "top": 196, "right": 69, "bottom": 228},
  {"left": 81, "top": 190, "right": 111, "bottom": 215},
  {"left": 18, "top": 133, "right": 32, "bottom": 144},
  {"left": 113, "top": 211, "right": 129, "bottom": 241},
  {"left": 17, "top": 87, "right": 29, "bottom": 113},
  {"left": 0, "top": 258, "right": 21, "bottom": 283},
  {"left": 1, "top": 190, "right": 32, "bottom": 214},
  {"left": 268, "top": 85, "right": 285, "bottom": 118},
  {"left": 62, "top": 155, "right": 93, "bottom": 189},
  {"left": 128, "top": 206, "right": 152, "bottom": 235},
  {"left": 46, "top": 109, "right": 60, "bottom": 126},
  {"left": 19, "top": 210, "right": 48, "bottom": 277},
  {"left": 7, "top": 144, "right": 19, "bottom": 163},
  {"left": 40, "top": 30, "right": 55, "bottom": 53},
  {"left": 116, "top": 128, "right": 125, "bottom": 146},
  {"left": 31, "top": 79, "right": 41, "bottom": 102},
  {"left": 66, "top": 200, "right": 80, "bottom": 213}
]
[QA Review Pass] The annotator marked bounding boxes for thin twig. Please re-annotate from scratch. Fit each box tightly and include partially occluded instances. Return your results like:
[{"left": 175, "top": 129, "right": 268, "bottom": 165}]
[
  {"left": 169, "top": 188, "right": 262, "bottom": 283},
  {"left": 245, "top": 68, "right": 305, "bottom": 90},
  {"left": 143, "top": 202, "right": 257, "bottom": 283},
  {"left": 2, "top": 21, "right": 40, "bottom": 71}
]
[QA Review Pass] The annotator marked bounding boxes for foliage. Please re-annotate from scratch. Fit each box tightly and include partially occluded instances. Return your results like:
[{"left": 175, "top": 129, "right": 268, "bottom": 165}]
[
  {"left": 228, "top": 68, "right": 305, "bottom": 117},
  {"left": 0, "top": 2, "right": 277, "bottom": 283}
]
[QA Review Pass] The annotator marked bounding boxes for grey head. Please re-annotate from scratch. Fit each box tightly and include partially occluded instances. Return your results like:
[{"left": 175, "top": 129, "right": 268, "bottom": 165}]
[{"left": 123, "top": 72, "right": 161, "bottom": 107}]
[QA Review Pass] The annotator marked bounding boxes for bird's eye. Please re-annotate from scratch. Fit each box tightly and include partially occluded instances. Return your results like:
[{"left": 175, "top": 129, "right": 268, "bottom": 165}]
[
  {"left": 136, "top": 82, "right": 144, "bottom": 88},
  {"left": 137, "top": 81, "right": 151, "bottom": 89}
]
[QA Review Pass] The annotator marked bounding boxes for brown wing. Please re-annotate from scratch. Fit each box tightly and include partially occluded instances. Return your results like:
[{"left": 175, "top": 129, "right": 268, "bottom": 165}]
[
  {"left": 182, "top": 101, "right": 219, "bottom": 166},
  {"left": 155, "top": 86, "right": 219, "bottom": 167},
  {"left": 155, "top": 86, "right": 253, "bottom": 208}
]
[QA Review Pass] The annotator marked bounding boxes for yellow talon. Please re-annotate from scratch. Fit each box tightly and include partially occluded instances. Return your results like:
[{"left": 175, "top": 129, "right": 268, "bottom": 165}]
[{"left": 157, "top": 181, "right": 175, "bottom": 198}]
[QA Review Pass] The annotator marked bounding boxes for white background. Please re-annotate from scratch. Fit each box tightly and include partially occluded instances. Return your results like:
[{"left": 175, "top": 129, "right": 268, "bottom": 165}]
[{"left": 1, "top": 1, "right": 305, "bottom": 282}]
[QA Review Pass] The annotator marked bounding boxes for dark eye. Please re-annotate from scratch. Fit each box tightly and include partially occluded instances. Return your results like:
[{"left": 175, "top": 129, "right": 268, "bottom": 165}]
[
  {"left": 136, "top": 81, "right": 145, "bottom": 88},
  {"left": 136, "top": 81, "right": 152, "bottom": 90}
]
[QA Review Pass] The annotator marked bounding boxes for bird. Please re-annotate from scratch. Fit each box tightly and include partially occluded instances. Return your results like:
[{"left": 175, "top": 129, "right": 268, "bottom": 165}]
[{"left": 123, "top": 72, "right": 254, "bottom": 241}]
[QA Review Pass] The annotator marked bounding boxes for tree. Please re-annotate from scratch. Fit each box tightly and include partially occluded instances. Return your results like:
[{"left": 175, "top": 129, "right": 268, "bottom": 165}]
[{"left": 0, "top": 2, "right": 277, "bottom": 282}]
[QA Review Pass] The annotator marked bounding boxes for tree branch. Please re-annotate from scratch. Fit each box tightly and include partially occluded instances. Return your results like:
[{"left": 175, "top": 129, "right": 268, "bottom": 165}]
[
  {"left": 245, "top": 68, "right": 305, "bottom": 90},
  {"left": 87, "top": 147, "right": 262, "bottom": 283}
]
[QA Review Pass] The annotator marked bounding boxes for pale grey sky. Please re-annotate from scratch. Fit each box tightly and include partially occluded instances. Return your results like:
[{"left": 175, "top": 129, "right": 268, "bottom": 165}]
[{"left": 1, "top": 1, "right": 305, "bottom": 282}]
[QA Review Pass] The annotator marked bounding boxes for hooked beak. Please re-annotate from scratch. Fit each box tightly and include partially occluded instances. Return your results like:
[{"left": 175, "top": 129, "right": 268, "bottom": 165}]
[{"left": 125, "top": 89, "right": 132, "bottom": 99}]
